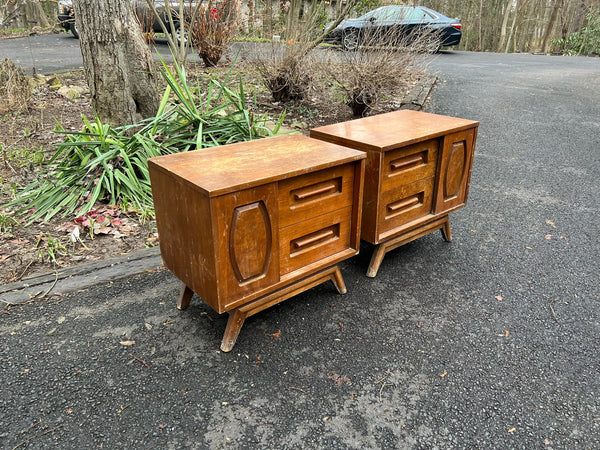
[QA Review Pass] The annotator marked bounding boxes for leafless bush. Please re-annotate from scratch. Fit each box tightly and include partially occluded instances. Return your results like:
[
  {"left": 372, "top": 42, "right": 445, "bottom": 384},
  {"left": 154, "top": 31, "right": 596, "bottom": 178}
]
[
  {"left": 189, "top": 0, "right": 240, "bottom": 67},
  {"left": 253, "top": 0, "right": 357, "bottom": 103},
  {"left": 324, "top": 28, "right": 436, "bottom": 117},
  {"left": 0, "top": 59, "right": 31, "bottom": 115},
  {"left": 252, "top": 43, "right": 315, "bottom": 102}
]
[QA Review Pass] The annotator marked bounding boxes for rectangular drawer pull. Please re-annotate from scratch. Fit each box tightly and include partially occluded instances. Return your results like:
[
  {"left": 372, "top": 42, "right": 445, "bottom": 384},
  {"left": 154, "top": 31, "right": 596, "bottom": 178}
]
[
  {"left": 293, "top": 180, "right": 339, "bottom": 201},
  {"left": 390, "top": 153, "right": 426, "bottom": 172},
  {"left": 293, "top": 228, "right": 337, "bottom": 250},
  {"left": 386, "top": 193, "right": 424, "bottom": 220},
  {"left": 387, "top": 196, "right": 421, "bottom": 212}
]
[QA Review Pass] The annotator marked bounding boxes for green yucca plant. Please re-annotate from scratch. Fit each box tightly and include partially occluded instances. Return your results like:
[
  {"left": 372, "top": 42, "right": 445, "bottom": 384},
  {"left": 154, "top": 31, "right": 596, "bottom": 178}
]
[{"left": 7, "top": 56, "right": 285, "bottom": 224}]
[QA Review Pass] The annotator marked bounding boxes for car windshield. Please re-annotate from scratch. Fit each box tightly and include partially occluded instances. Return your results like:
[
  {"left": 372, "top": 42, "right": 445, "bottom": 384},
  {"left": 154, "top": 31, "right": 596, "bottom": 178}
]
[{"left": 360, "top": 6, "right": 434, "bottom": 21}]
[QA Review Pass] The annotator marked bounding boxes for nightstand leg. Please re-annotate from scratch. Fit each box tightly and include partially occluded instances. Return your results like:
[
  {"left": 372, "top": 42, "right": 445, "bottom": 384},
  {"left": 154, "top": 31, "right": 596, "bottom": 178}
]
[
  {"left": 218, "top": 265, "right": 347, "bottom": 352},
  {"left": 441, "top": 217, "right": 452, "bottom": 242},
  {"left": 177, "top": 284, "right": 194, "bottom": 310},
  {"left": 367, "top": 244, "right": 387, "bottom": 278},
  {"left": 331, "top": 266, "right": 347, "bottom": 294},
  {"left": 221, "top": 309, "right": 247, "bottom": 352}
]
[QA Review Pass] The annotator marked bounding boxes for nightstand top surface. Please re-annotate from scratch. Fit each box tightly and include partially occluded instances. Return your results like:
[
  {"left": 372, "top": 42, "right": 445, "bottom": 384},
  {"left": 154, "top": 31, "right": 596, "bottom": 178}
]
[
  {"left": 148, "top": 134, "right": 365, "bottom": 196},
  {"left": 310, "top": 110, "right": 479, "bottom": 152}
]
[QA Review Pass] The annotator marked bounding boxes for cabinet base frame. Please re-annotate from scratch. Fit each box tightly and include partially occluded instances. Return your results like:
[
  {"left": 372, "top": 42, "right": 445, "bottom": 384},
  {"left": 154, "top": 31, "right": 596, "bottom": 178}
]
[
  {"left": 177, "top": 265, "right": 347, "bottom": 352},
  {"left": 367, "top": 216, "right": 452, "bottom": 278}
]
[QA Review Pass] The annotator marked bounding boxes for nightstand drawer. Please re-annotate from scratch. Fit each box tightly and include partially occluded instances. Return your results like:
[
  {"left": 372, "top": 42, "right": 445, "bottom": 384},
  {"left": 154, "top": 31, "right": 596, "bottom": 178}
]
[
  {"left": 381, "top": 140, "right": 438, "bottom": 192},
  {"left": 279, "top": 206, "right": 352, "bottom": 275},
  {"left": 278, "top": 164, "right": 355, "bottom": 228},
  {"left": 378, "top": 177, "right": 434, "bottom": 235}
]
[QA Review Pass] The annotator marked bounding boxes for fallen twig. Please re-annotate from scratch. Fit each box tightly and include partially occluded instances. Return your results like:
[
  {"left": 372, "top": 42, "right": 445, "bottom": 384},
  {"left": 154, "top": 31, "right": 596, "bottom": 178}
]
[
  {"left": 16, "top": 260, "right": 34, "bottom": 282},
  {"left": 376, "top": 372, "right": 393, "bottom": 402},
  {"left": 12, "top": 422, "right": 62, "bottom": 450},
  {"left": 41, "top": 272, "right": 59, "bottom": 297},
  {"left": 129, "top": 353, "right": 150, "bottom": 368},
  {"left": 42, "top": 424, "right": 63, "bottom": 435},
  {"left": 19, "top": 419, "right": 42, "bottom": 435},
  {"left": 549, "top": 298, "right": 559, "bottom": 323},
  {"left": 288, "top": 387, "right": 306, "bottom": 393}
]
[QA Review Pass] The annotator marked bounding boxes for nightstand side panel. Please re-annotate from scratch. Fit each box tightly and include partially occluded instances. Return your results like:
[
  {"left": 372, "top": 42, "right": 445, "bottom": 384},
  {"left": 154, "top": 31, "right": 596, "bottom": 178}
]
[{"left": 148, "top": 165, "right": 220, "bottom": 311}]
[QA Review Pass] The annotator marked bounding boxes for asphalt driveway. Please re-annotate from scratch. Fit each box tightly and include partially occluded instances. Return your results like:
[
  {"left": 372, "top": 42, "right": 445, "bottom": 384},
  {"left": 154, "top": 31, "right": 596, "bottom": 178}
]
[{"left": 1, "top": 51, "right": 599, "bottom": 448}]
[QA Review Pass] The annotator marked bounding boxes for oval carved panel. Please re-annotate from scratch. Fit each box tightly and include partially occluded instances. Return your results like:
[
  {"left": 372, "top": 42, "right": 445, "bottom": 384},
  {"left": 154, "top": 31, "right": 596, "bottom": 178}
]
[
  {"left": 443, "top": 140, "right": 467, "bottom": 199},
  {"left": 229, "top": 201, "right": 272, "bottom": 283}
]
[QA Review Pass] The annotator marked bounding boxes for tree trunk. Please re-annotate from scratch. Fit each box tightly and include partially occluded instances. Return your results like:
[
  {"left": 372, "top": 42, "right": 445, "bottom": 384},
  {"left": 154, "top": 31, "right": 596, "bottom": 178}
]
[
  {"left": 263, "top": 0, "right": 273, "bottom": 38},
  {"left": 541, "top": 0, "right": 563, "bottom": 53},
  {"left": 73, "top": 0, "right": 159, "bottom": 127},
  {"left": 247, "top": 0, "right": 255, "bottom": 31},
  {"left": 505, "top": 1, "right": 519, "bottom": 52},
  {"left": 498, "top": 0, "right": 513, "bottom": 52},
  {"left": 478, "top": 0, "right": 483, "bottom": 51},
  {"left": 25, "top": 0, "right": 51, "bottom": 27}
]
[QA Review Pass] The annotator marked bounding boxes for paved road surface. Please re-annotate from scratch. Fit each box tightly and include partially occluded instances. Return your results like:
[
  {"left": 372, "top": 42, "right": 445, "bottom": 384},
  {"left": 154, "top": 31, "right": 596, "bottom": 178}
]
[
  {"left": 1, "top": 46, "right": 600, "bottom": 448},
  {"left": 0, "top": 32, "right": 184, "bottom": 74}
]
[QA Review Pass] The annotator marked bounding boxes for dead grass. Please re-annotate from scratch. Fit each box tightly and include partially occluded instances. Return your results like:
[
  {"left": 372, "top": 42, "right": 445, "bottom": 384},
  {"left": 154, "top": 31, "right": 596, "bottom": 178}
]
[{"left": 0, "top": 59, "right": 32, "bottom": 114}]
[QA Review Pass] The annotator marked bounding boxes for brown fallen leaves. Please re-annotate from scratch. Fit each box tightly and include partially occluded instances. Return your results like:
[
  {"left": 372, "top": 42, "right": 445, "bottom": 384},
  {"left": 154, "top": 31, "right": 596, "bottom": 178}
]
[{"left": 56, "top": 206, "right": 141, "bottom": 240}]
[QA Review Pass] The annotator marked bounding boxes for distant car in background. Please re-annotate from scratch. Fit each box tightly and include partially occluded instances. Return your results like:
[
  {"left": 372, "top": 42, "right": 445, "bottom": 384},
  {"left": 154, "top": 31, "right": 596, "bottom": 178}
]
[
  {"left": 57, "top": 0, "right": 199, "bottom": 41},
  {"left": 324, "top": 5, "right": 462, "bottom": 52}
]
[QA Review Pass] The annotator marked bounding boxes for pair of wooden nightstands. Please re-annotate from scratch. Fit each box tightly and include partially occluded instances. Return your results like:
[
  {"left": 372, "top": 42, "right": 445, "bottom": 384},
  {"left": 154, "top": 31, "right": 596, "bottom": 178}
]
[{"left": 148, "top": 110, "right": 478, "bottom": 351}]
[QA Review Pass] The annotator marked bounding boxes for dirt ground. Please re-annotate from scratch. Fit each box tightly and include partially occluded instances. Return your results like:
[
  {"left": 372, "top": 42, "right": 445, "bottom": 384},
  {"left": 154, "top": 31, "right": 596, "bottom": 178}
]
[{"left": 0, "top": 54, "right": 429, "bottom": 286}]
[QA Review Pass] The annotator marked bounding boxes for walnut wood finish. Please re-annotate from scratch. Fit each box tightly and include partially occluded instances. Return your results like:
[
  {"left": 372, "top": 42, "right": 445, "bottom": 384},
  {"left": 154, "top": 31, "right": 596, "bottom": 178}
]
[
  {"left": 311, "top": 110, "right": 478, "bottom": 277},
  {"left": 148, "top": 134, "right": 365, "bottom": 351}
]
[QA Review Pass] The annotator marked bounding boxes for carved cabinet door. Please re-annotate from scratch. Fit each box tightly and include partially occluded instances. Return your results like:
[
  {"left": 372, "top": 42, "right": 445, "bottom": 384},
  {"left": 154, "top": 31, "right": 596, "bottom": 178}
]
[
  {"left": 213, "top": 184, "right": 280, "bottom": 310},
  {"left": 434, "top": 128, "right": 477, "bottom": 214}
]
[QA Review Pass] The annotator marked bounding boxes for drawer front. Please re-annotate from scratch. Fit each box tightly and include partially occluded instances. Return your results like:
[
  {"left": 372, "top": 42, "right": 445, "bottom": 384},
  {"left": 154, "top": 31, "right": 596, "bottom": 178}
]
[
  {"left": 213, "top": 184, "right": 280, "bottom": 311},
  {"left": 378, "top": 177, "right": 434, "bottom": 236},
  {"left": 381, "top": 140, "right": 438, "bottom": 192},
  {"left": 279, "top": 207, "right": 352, "bottom": 275},
  {"left": 278, "top": 164, "right": 355, "bottom": 228}
]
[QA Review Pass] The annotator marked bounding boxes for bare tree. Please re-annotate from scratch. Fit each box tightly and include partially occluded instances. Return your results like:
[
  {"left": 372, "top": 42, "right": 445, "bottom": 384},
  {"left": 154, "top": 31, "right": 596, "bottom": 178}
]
[
  {"left": 541, "top": 0, "right": 564, "bottom": 52},
  {"left": 1, "top": 0, "right": 53, "bottom": 28},
  {"left": 73, "top": 0, "right": 159, "bottom": 127},
  {"left": 498, "top": 0, "right": 513, "bottom": 51},
  {"left": 26, "top": 0, "right": 51, "bottom": 27}
]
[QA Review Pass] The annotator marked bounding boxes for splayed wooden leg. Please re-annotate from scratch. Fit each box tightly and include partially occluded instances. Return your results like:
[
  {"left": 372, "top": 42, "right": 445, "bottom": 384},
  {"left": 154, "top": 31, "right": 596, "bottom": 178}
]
[
  {"left": 177, "top": 284, "right": 194, "bottom": 310},
  {"left": 220, "top": 309, "right": 247, "bottom": 352},
  {"left": 441, "top": 217, "right": 452, "bottom": 242},
  {"left": 366, "top": 244, "right": 387, "bottom": 278},
  {"left": 331, "top": 266, "right": 347, "bottom": 294}
]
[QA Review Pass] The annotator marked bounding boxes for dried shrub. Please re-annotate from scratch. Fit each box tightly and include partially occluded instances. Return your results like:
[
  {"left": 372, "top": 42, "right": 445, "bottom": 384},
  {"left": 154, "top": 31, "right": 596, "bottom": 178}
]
[
  {"left": 254, "top": 0, "right": 362, "bottom": 103},
  {"left": 252, "top": 1, "right": 332, "bottom": 103},
  {"left": 189, "top": 0, "right": 240, "bottom": 67},
  {"left": 324, "top": 28, "right": 436, "bottom": 117},
  {"left": 252, "top": 44, "right": 314, "bottom": 102},
  {"left": 0, "top": 59, "right": 32, "bottom": 114}
]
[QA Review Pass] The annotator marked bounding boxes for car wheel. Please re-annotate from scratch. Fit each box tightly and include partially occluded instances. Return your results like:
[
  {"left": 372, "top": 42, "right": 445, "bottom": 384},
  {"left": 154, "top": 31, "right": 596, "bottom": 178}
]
[
  {"left": 174, "top": 24, "right": 188, "bottom": 45},
  {"left": 69, "top": 21, "right": 79, "bottom": 39},
  {"left": 342, "top": 29, "right": 359, "bottom": 51},
  {"left": 424, "top": 38, "right": 441, "bottom": 53}
]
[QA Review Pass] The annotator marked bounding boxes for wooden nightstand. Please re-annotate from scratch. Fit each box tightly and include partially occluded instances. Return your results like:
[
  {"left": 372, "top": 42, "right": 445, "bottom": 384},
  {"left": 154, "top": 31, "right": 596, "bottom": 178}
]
[
  {"left": 311, "top": 110, "right": 478, "bottom": 277},
  {"left": 148, "top": 135, "right": 365, "bottom": 351}
]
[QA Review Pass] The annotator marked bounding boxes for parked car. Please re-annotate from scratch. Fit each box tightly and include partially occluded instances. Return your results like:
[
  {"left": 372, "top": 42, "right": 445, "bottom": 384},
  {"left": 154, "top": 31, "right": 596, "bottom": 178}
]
[
  {"left": 57, "top": 0, "right": 197, "bottom": 41},
  {"left": 324, "top": 5, "right": 462, "bottom": 52}
]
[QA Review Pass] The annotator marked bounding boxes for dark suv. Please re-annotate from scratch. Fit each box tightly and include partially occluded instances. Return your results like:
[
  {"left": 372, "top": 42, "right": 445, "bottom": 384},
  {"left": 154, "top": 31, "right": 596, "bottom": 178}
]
[{"left": 58, "top": 0, "right": 195, "bottom": 40}]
